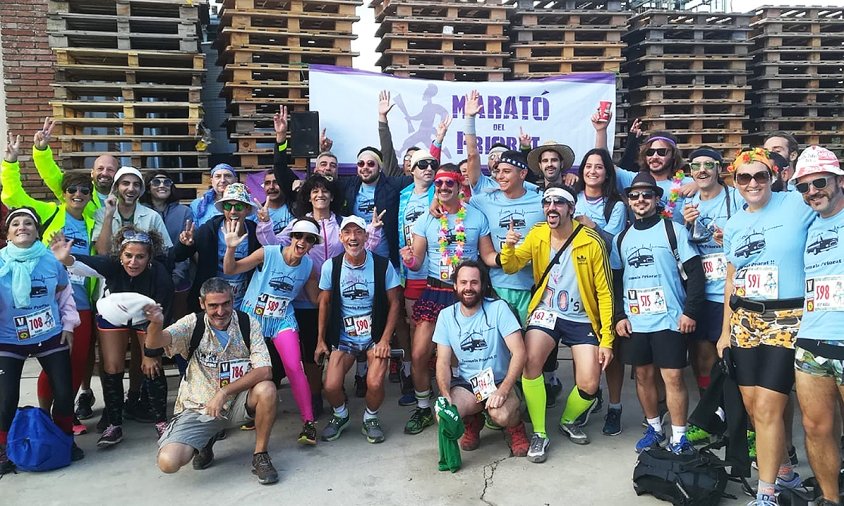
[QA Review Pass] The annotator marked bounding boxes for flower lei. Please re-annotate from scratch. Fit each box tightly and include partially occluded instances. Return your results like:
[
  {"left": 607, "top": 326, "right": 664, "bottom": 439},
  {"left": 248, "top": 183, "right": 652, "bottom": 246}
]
[
  {"left": 439, "top": 205, "right": 466, "bottom": 269},
  {"left": 660, "top": 170, "right": 686, "bottom": 219}
]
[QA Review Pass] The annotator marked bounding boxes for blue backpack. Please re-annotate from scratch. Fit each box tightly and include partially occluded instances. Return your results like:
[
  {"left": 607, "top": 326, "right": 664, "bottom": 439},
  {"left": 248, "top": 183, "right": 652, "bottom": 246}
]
[{"left": 7, "top": 406, "right": 72, "bottom": 472}]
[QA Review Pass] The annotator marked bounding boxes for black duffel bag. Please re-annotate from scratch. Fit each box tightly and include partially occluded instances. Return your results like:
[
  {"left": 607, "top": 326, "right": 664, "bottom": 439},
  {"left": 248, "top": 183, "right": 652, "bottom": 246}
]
[{"left": 633, "top": 447, "right": 729, "bottom": 505}]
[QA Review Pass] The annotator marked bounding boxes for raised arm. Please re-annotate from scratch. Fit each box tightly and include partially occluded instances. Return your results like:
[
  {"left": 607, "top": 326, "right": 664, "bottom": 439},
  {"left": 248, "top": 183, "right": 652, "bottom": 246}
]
[
  {"left": 378, "top": 90, "right": 401, "bottom": 176},
  {"left": 592, "top": 108, "right": 611, "bottom": 150},
  {"left": 31, "top": 117, "right": 64, "bottom": 200},
  {"left": 272, "top": 105, "right": 298, "bottom": 203},
  {"left": 464, "top": 90, "right": 483, "bottom": 188},
  {"left": 2, "top": 133, "right": 55, "bottom": 217}
]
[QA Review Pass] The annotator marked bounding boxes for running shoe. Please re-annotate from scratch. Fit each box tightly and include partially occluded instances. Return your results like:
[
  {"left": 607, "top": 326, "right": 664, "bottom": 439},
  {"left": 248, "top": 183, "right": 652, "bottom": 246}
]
[
  {"left": 775, "top": 472, "right": 803, "bottom": 492},
  {"left": 321, "top": 414, "right": 350, "bottom": 441},
  {"left": 573, "top": 398, "right": 598, "bottom": 428},
  {"left": 389, "top": 358, "right": 400, "bottom": 383},
  {"left": 97, "top": 424, "right": 123, "bottom": 448},
  {"left": 361, "top": 418, "right": 385, "bottom": 444},
  {"left": 669, "top": 435, "right": 695, "bottom": 456},
  {"left": 504, "top": 422, "right": 530, "bottom": 457},
  {"left": 71, "top": 442, "right": 85, "bottom": 461},
  {"left": 635, "top": 426, "right": 667, "bottom": 453},
  {"left": 460, "top": 413, "right": 483, "bottom": 451},
  {"left": 398, "top": 393, "right": 417, "bottom": 406},
  {"left": 603, "top": 406, "right": 622, "bottom": 436},
  {"left": 746, "top": 497, "right": 778, "bottom": 506},
  {"left": 686, "top": 424, "right": 712, "bottom": 445},
  {"left": 154, "top": 421, "right": 168, "bottom": 439},
  {"left": 124, "top": 397, "right": 155, "bottom": 424},
  {"left": 0, "top": 445, "right": 14, "bottom": 475},
  {"left": 251, "top": 452, "right": 279, "bottom": 485},
  {"left": 75, "top": 390, "right": 95, "bottom": 420},
  {"left": 298, "top": 421, "right": 317, "bottom": 446},
  {"left": 354, "top": 374, "right": 367, "bottom": 398},
  {"left": 545, "top": 379, "right": 563, "bottom": 408},
  {"left": 73, "top": 417, "right": 88, "bottom": 436},
  {"left": 404, "top": 407, "right": 434, "bottom": 435},
  {"left": 241, "top": 420, "right": 256, "bottom": 431},
  {"left": 527, "top": 433, "right": 550, "bottom": 463},
  {"left": 559, "top": 421, "right": 590, "bottom": 445},
  {"left": 193, "top": 437, "right": 215, "bottom": 470}
]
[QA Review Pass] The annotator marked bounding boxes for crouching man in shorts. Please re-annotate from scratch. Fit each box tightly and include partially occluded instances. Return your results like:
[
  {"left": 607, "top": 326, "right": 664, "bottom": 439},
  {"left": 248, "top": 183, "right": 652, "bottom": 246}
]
[{"left": 144, "top": 277, "right": 279, "bottom": 485}]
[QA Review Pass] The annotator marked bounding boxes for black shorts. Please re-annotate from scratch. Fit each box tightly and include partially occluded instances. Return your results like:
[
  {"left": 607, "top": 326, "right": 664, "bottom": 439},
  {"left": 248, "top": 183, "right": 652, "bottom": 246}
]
[
  {"left": 691, "top": 300, "right": 723, "bottom": 343},
  {"left": 451, "top": 376, "right": 503, "bottom": 404},
  {"left": 732, "top": 344, "right": 795, "bottom": 395},
  {"left": 527, "top": 318, "right": 599, "bottom": 347},
  {"left": 621, "top": 330, "right": 687, "bottom": 369},
  {"left": 294, "top": 308, "right": 318, "bottom": 365}
]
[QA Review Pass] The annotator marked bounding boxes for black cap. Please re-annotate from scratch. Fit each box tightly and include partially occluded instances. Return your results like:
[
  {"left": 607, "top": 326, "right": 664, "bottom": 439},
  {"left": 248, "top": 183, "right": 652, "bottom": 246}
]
[
  {"left": 498, "top": 150, "right": 530, "bottom": 172},
  {"left": 624, "top": 172, "right": 664, "bottom": 198}
]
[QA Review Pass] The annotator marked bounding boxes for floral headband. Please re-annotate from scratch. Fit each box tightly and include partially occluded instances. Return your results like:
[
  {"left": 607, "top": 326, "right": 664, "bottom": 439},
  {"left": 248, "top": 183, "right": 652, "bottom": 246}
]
[{"left": 726, "top": 148, "right": 776, "bottom": 174}]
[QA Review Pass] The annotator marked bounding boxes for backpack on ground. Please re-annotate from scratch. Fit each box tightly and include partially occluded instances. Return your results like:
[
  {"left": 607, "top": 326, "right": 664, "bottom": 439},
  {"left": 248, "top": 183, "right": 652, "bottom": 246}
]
[
  {"left": 6, "top": 406, "right": 72, "bottom": 472},
  {"left": 633, "top": 447, "right": 729, "bottom": 505}
]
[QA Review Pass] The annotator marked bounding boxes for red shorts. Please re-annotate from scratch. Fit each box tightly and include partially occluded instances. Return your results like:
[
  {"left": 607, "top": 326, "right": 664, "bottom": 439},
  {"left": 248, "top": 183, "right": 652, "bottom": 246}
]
[{"left": 404, "top": 278, "right": 427, "bottom": 300}]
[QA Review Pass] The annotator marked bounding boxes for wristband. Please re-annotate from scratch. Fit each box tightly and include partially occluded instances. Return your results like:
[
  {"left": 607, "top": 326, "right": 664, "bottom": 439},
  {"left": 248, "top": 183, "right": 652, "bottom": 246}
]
[
  {"left": 402, "top": 255, "right": 417, "bottom": 269},
  {"left": 464, "top": 116, "right": 476, "bottom": 136},
  {"left": 144, "top": 346, "right": 164, "bottom": 358},
  {"left": 277, "top": 140, "right": 288, "bottom": 152},
  {"left": 432, "top": 140, "right": 442, "bottom": 148}
]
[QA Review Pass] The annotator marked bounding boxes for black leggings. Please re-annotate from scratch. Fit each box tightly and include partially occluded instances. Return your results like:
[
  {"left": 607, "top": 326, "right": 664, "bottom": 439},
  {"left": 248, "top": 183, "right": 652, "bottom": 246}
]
[{"left": 0, "top": 350, "right": 73, "bottom": 433}]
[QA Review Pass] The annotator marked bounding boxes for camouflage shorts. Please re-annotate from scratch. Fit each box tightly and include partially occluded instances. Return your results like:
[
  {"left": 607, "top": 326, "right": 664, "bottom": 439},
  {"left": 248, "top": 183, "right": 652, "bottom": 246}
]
[
  {"left": 795, "top": 345, "right": 844, "bottom": 385},
  {"left": 729, "top": 306, "right": 802, "bottom": 349}
]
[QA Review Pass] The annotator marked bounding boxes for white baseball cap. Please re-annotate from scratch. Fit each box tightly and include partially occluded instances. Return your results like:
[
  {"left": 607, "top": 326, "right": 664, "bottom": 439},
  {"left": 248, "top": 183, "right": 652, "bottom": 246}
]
[
  {"left": 96, "top": 292, "right": 156, "bottom": 327},
  {"left": 339, "top": 215, "right": 367, "bottom": 231}
]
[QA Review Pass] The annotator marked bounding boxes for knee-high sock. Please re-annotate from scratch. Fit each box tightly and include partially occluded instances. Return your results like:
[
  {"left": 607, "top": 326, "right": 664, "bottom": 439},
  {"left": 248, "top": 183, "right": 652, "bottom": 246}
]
[
  {"left": 146, "top": 375, "right": 168, "bottom": 423},
  {"left": 561, "top": 387, "right": 596, "bottom": 424},
  {"left": 101, "top": 372, "right": 125, "bottom": 426},
  {"left": 522, "top": 375, "right": 547, "bottom": 436},
  {"left": 273, "top": 329, "right": 314, "bottom": 423}
]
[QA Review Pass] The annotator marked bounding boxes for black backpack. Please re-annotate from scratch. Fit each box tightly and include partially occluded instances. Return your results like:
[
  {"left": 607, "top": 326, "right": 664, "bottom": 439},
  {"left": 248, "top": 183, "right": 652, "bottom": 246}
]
[
  {"left": 633, "top": 447, "right": 729, "bottom": 505},
  {"left": 187, "top": 310, "right": 251, "bottom": 361}
]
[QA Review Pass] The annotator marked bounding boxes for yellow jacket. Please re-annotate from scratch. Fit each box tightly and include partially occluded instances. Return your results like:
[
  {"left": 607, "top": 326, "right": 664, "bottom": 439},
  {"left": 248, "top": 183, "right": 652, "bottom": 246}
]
[{"left": 499, "top": 221, "right": 615, "bottom": 348}]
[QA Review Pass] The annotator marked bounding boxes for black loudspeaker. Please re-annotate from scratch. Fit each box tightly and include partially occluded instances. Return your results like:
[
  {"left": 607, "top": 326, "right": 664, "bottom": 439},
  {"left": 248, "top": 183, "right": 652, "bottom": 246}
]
[{"left": 290, "top": 111, "right": 320, "bottom": 158}]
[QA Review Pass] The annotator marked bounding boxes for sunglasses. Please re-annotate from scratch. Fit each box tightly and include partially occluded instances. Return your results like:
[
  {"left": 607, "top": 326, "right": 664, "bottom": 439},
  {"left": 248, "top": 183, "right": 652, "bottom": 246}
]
[
  {"left": 223, "top": 202, "right": 247, "bottom": 212},
  {"left": 735, "top": 170, "right": 771, "bottom": 186},
  {"left": 645, "top": 148, "right": 670, "bottom": 157},
  {"left": 357, "top": 160, "right": 378, "bottom": 168},
  {"left": 434, "top": 178, "right": 457, "bottom": 188},
  {"left": 415, "top": 159, "right": 439, "bottom": 171},
  {"left": 689, "top": 161, "right": 720, "bottom": 173},
  {"left": 796, "top": 176, "right": 833, "bottom": 194},
  {"left": 292, "top": 232, "right": 317, "bottom": 244},
  {"left": 542, "top": 197, "right": 569, "bottom": 206},
  {"left": 149, "top": 178, "right": 173, "bottom": 188},
  {"left": 627, "top": 190, "right": 657, "bottom": 200},
  {"left": 65, "top": 185, "right": 92, "bottom": 196}
]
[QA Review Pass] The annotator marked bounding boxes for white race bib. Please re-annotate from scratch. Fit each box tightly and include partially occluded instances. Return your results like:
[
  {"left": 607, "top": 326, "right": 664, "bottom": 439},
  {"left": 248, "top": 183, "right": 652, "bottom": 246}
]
[
  {"left": 628, "top": 287, "right": 668, "bottom": 315},
  {"left": 219, "top": 359, "right": 250, "bottom": 388},
  {"left": 344, "top": 314, "right": 372, "bottom": 338},
  {"left": 469, "top": 367, "right": 496, "bottom": 402},
  {"left": 736, "top": 266, "right": 778, "bottom": 299},
  {"left": 528, "top": 309, "right": 558, "bottom": 330},
  {"left": 439, "top": 257, "right": 455, "bottom": 281},
  {"left": 14, "top": 307, "right": 57, "bottom": 341},
  {"left": 255, "top": 294, "right": 289, "bottom": 318},
  {"left": 69, "top": 272, "right": 86, "bottom": 286},
  {"left": 701, "top": 253, "right": 728, "bottom": 282},
  {"left": 806, "top": 275, "right": 844, "bottom": 312}
]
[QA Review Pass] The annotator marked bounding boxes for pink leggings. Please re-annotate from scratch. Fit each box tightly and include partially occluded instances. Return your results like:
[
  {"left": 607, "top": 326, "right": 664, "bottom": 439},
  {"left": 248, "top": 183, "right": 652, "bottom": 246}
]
[{"left": 273, "top": 328, "right": 314, "bottom": 423}]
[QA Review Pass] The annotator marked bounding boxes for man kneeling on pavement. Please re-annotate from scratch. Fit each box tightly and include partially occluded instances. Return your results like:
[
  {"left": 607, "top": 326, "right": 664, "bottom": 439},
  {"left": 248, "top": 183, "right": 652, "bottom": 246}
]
[
  {"left": 144, "top": 277, "right": 280, "bottom": 485},
  {"left": 433, "top": 260, "right": 530, "bottom": 457}
]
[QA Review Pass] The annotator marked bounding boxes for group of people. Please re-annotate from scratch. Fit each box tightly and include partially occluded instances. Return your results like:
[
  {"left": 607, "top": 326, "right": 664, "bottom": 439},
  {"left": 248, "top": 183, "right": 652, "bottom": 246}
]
[{"left": 0, "top": 91, "right": 842, "bottom": 506}]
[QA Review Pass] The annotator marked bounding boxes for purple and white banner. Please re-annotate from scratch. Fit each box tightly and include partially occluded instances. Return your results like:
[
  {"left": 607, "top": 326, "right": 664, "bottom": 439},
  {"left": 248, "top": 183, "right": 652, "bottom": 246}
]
[{"left": 309, "top": 64, "right": 616, "bottom": 167}]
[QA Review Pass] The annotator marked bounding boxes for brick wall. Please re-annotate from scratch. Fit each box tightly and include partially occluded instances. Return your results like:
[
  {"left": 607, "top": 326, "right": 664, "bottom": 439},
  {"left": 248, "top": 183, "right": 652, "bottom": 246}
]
[{"left": 0, "top": 0, "right": 56, "bottom": 199}]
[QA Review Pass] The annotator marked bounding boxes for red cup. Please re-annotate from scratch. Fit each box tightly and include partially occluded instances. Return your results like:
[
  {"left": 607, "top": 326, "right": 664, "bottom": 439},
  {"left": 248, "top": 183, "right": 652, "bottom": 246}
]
[{"left": 598, "top": 101, "right": 612, "bottom": 121}]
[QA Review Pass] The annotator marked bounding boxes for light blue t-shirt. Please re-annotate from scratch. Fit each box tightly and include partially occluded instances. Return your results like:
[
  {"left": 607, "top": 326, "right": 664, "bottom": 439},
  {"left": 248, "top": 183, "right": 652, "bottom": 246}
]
[
  {"left": 685, "top": 186, "right": 745, "bottom": 302},
  {"left": 574, "top": 192, "right": 626, "bottom": 236},
  {"left": 611, "top": 219, "right": 699, "bottom": 332},
  {"left": 63, "top": 213, "right": 91, "bottom": 311},
  {"left": 470, "top": 188, "right": 544, "bottom": 290},
  {"left": 616, "top": 168, "right": 691, "bottom": 224},
  {"left": 472, "top": 174, "right": 538, "bottom": 195},
  {"left": 249, "top": 204, "right": 294, "bottom": 236},
  {"left": 190, "top": 199, "right": 222, "bottom": 228},
  {"left": 319, "top": 252, "right": 401, "bottom": 344},
  {"left": 799, "top": 207, "right": 844, "bottom": 340},
  {"left": 212, "top": 327, "right": 230, "bottom": 349},
  {"left": 353, "top": 183, "right": 388, "bottom": 258},
  {"left": 241, "top": 245, "right": 312, "bottom": 337},
  {"left": 401, "top": 191, "right": 431, "bottom": 282},
  {"left": 217, "top": 228, "right": 250, "bottom": 309},
  {"left": 412, "top": 202, "right": 490, "bottom": 285},
  {"left": 723, "top": 191, "right": 816, "bottom": 301},
  {"left": 0, "top": 254, "right": 69, "bottom": 345},
  {"left": 538, "top": 248, "right": 591, "bottom": 323},
  {"left": 432, "top": 298, "right": 522, "bottom": 383}
]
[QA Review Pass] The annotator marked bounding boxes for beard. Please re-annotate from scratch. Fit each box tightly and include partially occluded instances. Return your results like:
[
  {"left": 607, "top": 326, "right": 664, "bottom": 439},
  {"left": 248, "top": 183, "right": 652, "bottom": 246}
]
[{"left": 458, "top": 290, "right": 481, "bottom": 308}]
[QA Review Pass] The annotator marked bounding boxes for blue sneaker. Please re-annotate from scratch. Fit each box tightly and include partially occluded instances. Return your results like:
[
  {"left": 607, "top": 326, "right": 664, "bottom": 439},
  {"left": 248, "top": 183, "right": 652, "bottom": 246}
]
[
  {"left": 669, "top": 435, "right": 695, "bottom": 456},
  {"left": 397, "top": 393, "right": 416, "bottom": 407},
  {"left": 635, "top": 426, "right": 667, "bottom": 453},
  {"left": 775, "top": 472, "right": 803, "bottom": 492}
]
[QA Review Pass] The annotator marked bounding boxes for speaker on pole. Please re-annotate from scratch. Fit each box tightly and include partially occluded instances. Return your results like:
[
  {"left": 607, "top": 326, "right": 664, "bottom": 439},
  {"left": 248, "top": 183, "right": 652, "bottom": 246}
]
[{"left": 290, "top": 111, "right": 320, "bottom": 158}]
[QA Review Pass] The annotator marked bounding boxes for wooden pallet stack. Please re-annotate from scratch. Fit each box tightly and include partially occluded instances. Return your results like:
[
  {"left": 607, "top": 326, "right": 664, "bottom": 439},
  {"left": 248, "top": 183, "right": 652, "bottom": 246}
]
[
  {"left": 371, "top": 0, "right": 512, "bottom": 81},
  {"left": 216, "top": 0, "right": 361, "bottom": 171},
  {"left": 623, "top": 10, "right": 752, "bottom": 159},
  {"left": 47, "top": 0, "right": 207, "bottom": 184},
  {"left": 509, "top": 0, "right": 631, "bottom": 157},
  {"left": 747, "top": 5, "right": 844, "bottom": 158}
]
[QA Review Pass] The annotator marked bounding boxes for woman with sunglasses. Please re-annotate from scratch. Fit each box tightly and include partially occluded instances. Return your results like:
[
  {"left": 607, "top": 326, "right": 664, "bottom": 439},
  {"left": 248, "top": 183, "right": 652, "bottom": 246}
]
[
  {"left": 256, "top": 175, "right": 383, "bottom": 416},
  {"left": 718, "top": 148, "right": 816, "bottom": 505},
  {"left": 0, "top": 207, "right": 83, "bottom": 473},
  {"left": 190, "top": 163, "right": 237, "bottom": 228},
  {"left": 51, "top": 225, "right": 174, "bottom": 448},
  {"left": 223, "top": 218, "right": 321, "bottom": 445},
  {"left": 141, "top": 170, "right": 193, "bottom": 321},
  {"left": 2, "top": 133, "right": 96, "bottom": 437}
]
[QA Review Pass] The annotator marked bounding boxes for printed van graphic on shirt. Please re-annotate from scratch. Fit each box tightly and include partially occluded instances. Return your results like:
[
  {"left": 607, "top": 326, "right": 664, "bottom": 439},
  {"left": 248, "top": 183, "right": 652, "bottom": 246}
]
[
  {"left": 268, "top": 275, "right": 296, "bottom": 292},
  {"left": 735, "top": 231, "right": 766, "bottom": 258},
  {"left": 357, "top": 199, "right": 376, "bottom": 215},
  {"left": 498, "top": 210, "right": 526, "bottom": 229},
  {"left": 405, "top": 207, "right": 425, "bottom": 225},
  {"left": 341, "top": 271, "right": 370, "bottom": 300},
  {"left": 460, "top": 329, "right": 489, "bottom": 352},
  {"left": 627, "top": 247, "right": 654, "bottom": 268},
  {"left": 806, "top": 228, "right": 840, "bottom": 256}
]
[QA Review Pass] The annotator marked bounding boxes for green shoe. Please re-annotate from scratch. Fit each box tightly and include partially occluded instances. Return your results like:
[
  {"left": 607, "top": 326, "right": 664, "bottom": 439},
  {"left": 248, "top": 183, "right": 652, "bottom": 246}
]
[
  {"left": 404, "top": 407, "right": 434, "bottom": 435},
  {"left": 747, "top": 430, "right": 757, "bottom": 460},
  {"left": 686, "top": 424, "right": 711, "bottom": 445}
]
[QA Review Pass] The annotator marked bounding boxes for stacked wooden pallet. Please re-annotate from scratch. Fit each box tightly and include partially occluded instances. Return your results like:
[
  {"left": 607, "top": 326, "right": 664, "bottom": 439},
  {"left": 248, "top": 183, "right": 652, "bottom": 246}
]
[
  {"left": 47, "top": 0, "right": 207, "bottom": 181},
  {"left": 748, "top": 5, "right": 844, "bottom": 158},
  {"left": 371, "top": 0, "right": 512, "bottom": 81},
  {"left": 217, "top": 0, "right": 361, "bottom": 170},
  {"left": 623, "top": 10, "right": 752, "bottom": 158}
]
